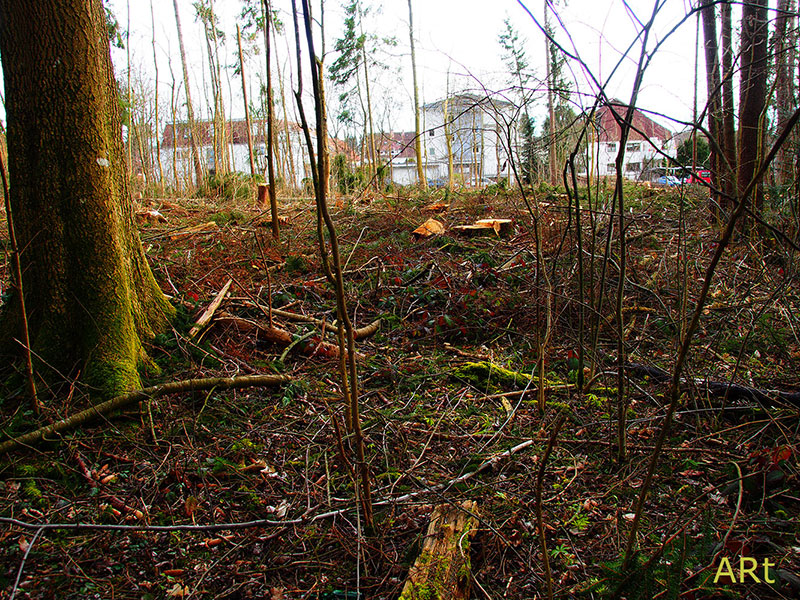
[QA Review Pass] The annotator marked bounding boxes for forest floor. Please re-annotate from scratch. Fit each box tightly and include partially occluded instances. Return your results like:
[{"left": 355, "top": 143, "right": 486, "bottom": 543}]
[{"left": 1, "top": 183, "right": 799, "bottom": 599}]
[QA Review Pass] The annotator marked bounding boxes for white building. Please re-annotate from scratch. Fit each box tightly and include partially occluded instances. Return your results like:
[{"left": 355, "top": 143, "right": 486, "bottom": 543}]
[
  {"left": 421, "top": 93, "right": 518, "bottom": 187},
  {"left": 588, "top": 101, "right": 675, "bottom": 181}
]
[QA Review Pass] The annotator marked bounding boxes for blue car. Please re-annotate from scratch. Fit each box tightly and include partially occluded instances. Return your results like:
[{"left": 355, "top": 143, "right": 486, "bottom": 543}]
[
  {"left": 427, "top": 176, "right": 449, "bottom": 188},
  {"left": 656, "top": 175, "right": 681, "bottom": 187}
]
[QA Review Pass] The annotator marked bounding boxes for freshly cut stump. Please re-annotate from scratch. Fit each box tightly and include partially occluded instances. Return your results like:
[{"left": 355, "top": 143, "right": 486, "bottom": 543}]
[{"left": 399, "top": 501, "right": 478, "bottom": 600}]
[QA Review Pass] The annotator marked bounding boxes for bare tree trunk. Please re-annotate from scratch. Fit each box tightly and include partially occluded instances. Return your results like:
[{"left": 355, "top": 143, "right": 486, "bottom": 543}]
[
  {"left": 0, "top": 0, "right": 174, "bottom": 399},
  {"left": 278, "top": 62, "right": 297, "bottom": 191},
  {"left": 362, "top": 47, "right": 378, "bottom": 190},
  {"left": 168, "top": 57, "right": 182, "bottom": 194},
  {"left": 126, "top": 0, "right": 132, "bottom": 180},
  {"left": 773, "top": 0, "right": 797, "bottom": 186},
  {"left": 264, "top": 0, "right": 279, "bottom": 238},
  {"left": 444, "top": 96, "right": 454, "bottom": 190},
  {"left": 203, "top": 34, "right": 222, "bottom": 176},
  {"left": 720, "top": 3, "right": 737, "bottom": 204},
  {"left": 295, "top": 0, "right": 373, "bottom": 529},
  {"left": 408, "top": 0, "right": 425, "bottom": 188},
  {"left": 737, "top": 0, "right": 769, "bottom": 231},
  {"left": 544, "top": 0, "right": 557, "bottom": 186},
  {"left": 151, "top": 0, "right": 165, "bottom": 193},
  {"left": 172, "top": 0, "right": 203, "bottom": 185},
  {"left": 700, "top": 0, "right": 723, "bottom": 215},
  {"left": 207, "top": 0, "right": 227, "bottom": 176},
  {"left": 237, "top": 25, "right": 257, "bottom": 179}
]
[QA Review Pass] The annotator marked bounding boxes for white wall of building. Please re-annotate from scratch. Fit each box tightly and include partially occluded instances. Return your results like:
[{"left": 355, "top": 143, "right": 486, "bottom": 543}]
[
  {"left": 593, "top": 138, "right": 676, "bottom": 180},
  {"left": 421, "top": 95, "right": 516, "bottom": 186}
]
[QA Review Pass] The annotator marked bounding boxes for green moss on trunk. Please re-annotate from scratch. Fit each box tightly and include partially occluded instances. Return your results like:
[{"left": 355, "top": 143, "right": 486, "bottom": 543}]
[{"left": 0, "top": 0, "right": 174, "bottom": 401}]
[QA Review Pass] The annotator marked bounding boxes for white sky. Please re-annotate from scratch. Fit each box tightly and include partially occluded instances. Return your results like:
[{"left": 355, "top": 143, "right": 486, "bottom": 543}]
[{"left": 108, "top": 0, "right": 709, "bottom": 137}]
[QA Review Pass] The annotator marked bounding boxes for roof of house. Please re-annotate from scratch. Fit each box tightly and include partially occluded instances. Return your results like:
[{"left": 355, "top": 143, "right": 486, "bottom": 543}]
[
  {"left": 371, "top": 131, "right": 418, "bottom": 159},
  {"left": 328, "top": 137, "right": 359, "bottom": 162},
  {"left": 423, "top": 92, "right": 515, "bottom": 112},
  {"left": 592, "top": 101, "right": 673, "bottom": 143},
  {"left": 162, "top": 119, "right": 357, "bottom": 161},
  {"left": 162, "top": 119, "right": 302, "bottom": 148}
]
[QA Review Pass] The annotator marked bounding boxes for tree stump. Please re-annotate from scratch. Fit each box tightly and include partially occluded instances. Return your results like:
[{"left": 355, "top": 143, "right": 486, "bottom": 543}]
[
  {"left": 399, "top": 501, "right": 478, "bottom": 600},
  {"left": 257, "top": 183, "right": 270, "bottom": 206}
]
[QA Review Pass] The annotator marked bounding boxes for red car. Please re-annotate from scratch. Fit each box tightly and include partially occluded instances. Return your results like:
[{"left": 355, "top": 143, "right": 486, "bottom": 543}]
[{"left": 689, "top": 169, "right": 712, "bottom": 184}]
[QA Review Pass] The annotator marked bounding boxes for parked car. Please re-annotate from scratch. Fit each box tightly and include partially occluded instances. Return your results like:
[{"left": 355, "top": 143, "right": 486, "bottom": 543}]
[
  {"left": 427, "top": 176, "right": 449, "bottom": 188},
  {"left": 656, "top": 175, "right": 681, "bottom": 187},
  {"left": 689, "top": 169, "right": 712, "bottom": 184}
]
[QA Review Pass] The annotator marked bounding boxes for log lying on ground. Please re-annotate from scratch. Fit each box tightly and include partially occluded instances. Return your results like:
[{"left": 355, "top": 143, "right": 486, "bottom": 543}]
[
  {"left": 399, "top": 500, "right": 478, "bottom": 600},
  {"left": 452, "top": 218, "right": 513, "bottom": 237},
  {"left": 235, "top": 300, "right": 381, "bottom": 340},
  {"left": 625, "top": 363, "right": 800, "bottom": 408},
  {"left": 218, "top": 312, "right": 377, "bottom": 359},
  {"left": 0, "top": 374, "right": 290, "bottom": 455},
  {"left": 218, "top": 314, "right": 351, "bottom": 360},
  {"left": 188, "top": 279, "right": 232, "bottom": 339}
]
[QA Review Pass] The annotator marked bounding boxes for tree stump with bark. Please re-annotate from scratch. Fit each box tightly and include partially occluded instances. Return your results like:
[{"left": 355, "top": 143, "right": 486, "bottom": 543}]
[
  {"left": 257, "top": 183, "right": 270, "bottom": 206},
  {"left": 399, "top": 500, "right": 478, "bottom": 600}
]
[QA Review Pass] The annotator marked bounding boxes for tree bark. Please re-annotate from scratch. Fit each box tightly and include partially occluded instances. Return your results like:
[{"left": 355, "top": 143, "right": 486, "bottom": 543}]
[
  {"left": 720, "top": 2, "right": 737, "bottom": 203},
  {"left": 236, "top": 25, "right": 257, "bottom": 180},
  {"left": 408, "top": 0, "right": 426, "bottom": 188},
  {"left": 264, "top": 0, "right": 280, "bottom": 238},
  {"left": 399, "top": 501, "right": 478, "bottom": 600},
  {"left": 773, "top": 0, "right": 797, "bottom": 186},
  {"left": 0, "top": 0, "right": 175, "bottom": 399},
  {"left": 700, "top": 0, "right": 723, "bottom": 213},
  {"left": 545, "top": 0, "right": 558, "bottom": 187},
  {"left": 737, "top": 0, "right": 769, "bottom": 229},
  {"left": 151, "top": 0, "right": 165, "bottom": 192}
]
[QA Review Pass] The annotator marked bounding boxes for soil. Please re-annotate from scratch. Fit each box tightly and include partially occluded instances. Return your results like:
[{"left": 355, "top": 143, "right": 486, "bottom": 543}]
[{"left": 1, "top": 184, "right": 799, "bottom": 599}]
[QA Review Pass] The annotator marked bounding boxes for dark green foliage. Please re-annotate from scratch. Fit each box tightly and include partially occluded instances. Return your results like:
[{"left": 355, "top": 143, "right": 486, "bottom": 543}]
[
  {"left": 331, "top": 153, "right": 366, "bottom": 194},
  {"left": 676, "top": 137, "right": 710, "bottom": 169},
  {"left": 518, "top": 114, "right": 540, "bottom": 185},
  {"left": 103, "top": 1, "right": 125, "bottom": 49},
  {"left": 582, "top": 547, "right": 685, "bottom": 599}
]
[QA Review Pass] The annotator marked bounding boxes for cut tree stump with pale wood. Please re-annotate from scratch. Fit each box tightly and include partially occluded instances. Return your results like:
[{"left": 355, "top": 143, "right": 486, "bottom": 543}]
[
  {"left": 399, "top": 500, "right": 478, "bottom": 600},
  {"left": 257, "top": 183, "right": 270, "bottom": 206}
]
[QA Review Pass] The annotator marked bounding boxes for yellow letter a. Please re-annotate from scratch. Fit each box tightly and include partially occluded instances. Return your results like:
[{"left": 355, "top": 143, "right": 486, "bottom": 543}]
[{"left": 714, "top": 557, "right": 735, "bottom": 584}]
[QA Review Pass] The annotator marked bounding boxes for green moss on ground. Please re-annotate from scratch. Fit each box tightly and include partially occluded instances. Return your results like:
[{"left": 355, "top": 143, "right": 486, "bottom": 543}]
[{"left": 452, "top": 361, "right": 562, "bottom": 393}]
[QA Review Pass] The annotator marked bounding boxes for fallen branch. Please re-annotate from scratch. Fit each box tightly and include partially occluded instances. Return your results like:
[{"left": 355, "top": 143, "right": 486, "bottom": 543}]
[
  {"left": 188, "top": 279, "right": 232, "bottom": 339},
  {"left": 235, "top": 300, "right": 381, "bottom": 340},
  {"left": 390, "top": 439, "right": 536, "bottom": 504},
  {"left": 625, "top": 363, "right": 800, "bottom": 408},
  {"left": 74, "top": 454, "right": 143, "bottom": 519},
  {"left": 218, "top": 313, "right": 368, "bottom": 360},
  {"left": 0, "top": 374, "right": 289, "bottom": 454}
]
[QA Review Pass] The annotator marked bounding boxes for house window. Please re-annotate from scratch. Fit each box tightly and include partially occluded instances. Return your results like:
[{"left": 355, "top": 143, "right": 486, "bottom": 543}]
[
  {"left": 429, "top": 129, "right": 435, "bottom": 137},
  {"left": 606, "top": 142, "right": 617, "bottom": 152},
  {"left": 627, "top": 162, "right": 641, "bottom": 172},
  {"left": 626, "top": 142, "right": 641, "bottom": 152},
  {"left": 606, "top": 163, "right": 616, "bottom": 173}
]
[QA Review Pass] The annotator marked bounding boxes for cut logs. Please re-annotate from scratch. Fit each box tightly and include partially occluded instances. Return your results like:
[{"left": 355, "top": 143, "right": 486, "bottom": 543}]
[
  {"left": 452, "top": 218, "right": 513, "bottom": 237},
  {"left": 399, "top": 500, "right": 478, "bottom": 600},
  {"left": 412, "top": 218, "right": 445, "bottom": 240}
]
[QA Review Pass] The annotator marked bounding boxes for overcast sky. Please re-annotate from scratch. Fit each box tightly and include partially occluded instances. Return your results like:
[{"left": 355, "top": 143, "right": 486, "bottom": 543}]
[{"left": 107, "top": 0, "right": 708, "bottom": 137}]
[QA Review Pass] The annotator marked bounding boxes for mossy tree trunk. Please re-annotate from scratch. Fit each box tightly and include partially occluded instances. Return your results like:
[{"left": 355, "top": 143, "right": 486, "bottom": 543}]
[{"left": 0, "top": 0, "right": 175, "bottom": 399}]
